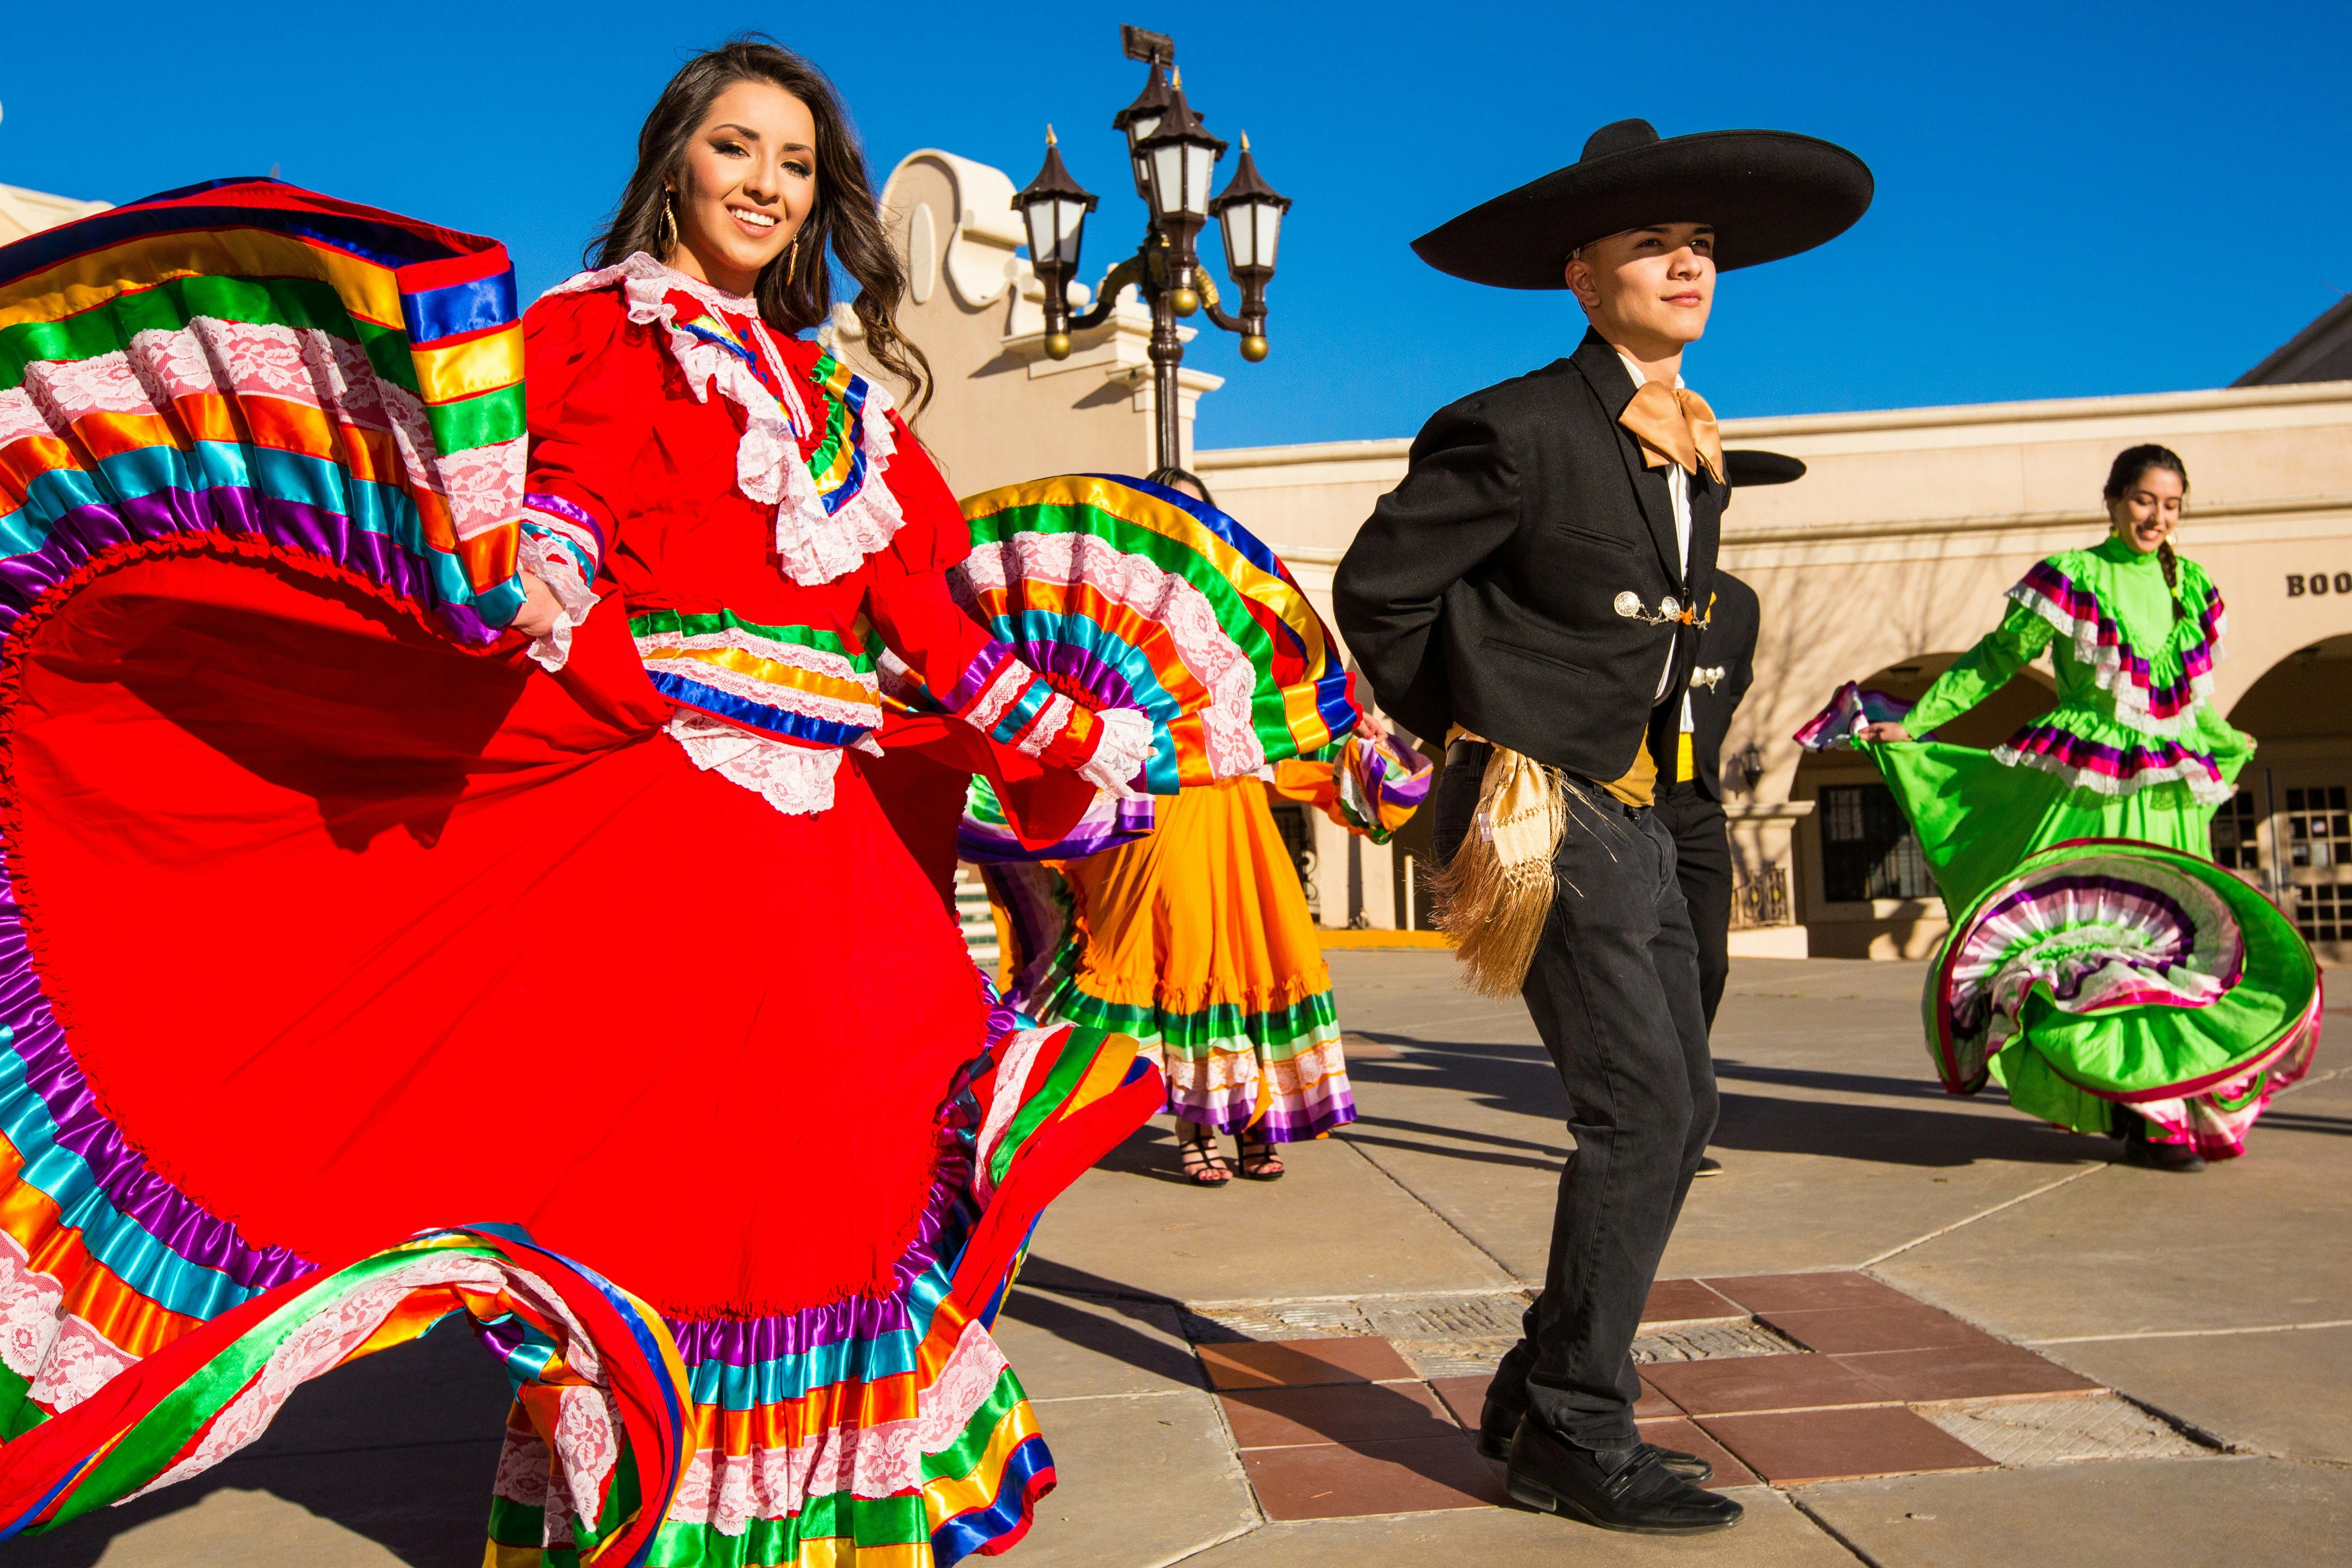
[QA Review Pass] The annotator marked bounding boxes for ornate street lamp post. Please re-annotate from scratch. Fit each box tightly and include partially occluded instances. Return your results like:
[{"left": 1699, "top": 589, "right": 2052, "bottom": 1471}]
[{"left": 1012, "top": 24, "right": 1292, "bottom": 478}]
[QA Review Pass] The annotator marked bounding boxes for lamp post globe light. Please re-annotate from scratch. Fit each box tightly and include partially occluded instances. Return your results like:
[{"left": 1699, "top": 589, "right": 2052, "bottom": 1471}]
[
  {"left": 1010, "top": 23, "right": 1292, "bottom": 476},
  {"left": 1012, "top": 128, "right": 1098, "bottom": 363}
]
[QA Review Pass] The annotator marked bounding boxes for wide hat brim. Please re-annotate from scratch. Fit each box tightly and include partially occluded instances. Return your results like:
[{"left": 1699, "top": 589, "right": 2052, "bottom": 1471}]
[
  {"left": 1412, "top": 129, "right": 1872, "bottom": 289},
  {"left": 1725, "top": 449, "right": 1806, "bottom": 488}
]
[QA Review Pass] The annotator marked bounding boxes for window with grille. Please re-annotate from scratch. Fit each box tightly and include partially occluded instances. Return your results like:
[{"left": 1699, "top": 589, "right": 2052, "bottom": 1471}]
[
  {"left": 2296, "top": 883, "right": 2347, "bottom": 944},
  {"left": 1817, "top": 784, "right": 1937, "bottom": 902},
  {"left": 2285, "top": 786, "right": 2350, "bottom": 871},
  {"left": 2211, "top": 789, "right": 2262, "bottom": 871}
]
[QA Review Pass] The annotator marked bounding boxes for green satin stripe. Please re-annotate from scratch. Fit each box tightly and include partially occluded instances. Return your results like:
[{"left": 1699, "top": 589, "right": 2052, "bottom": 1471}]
[
  {"left": 627, "top": 606, "right": 872, "bottom": 665},
  {"left": 422, "top": 382, "right": 526, "bottom": 457},
  {"left": 1038, "top": 971, "right": 1340, "bottom": 1053},
  {"left": 970, "top": 503, "right": 1283, "bottom": 662},
  {"left": 0, "top": 275, "right": 398, "bottom": 392},
  {"left": 0, "top": 1361, "right": 40, "bottom": 1442},
  {"left": 990, "top": 1032, "right": 1105, "bottom": 1187},
  {"left": 61, "top": 1246, "right": 498, "bottom": 1525},
  {"left": 638, "top": 1490, "right": 931, "bottom": 1564},
  {"left": 914, "top": 1366, "right": 1026, "bottom": 1483}
]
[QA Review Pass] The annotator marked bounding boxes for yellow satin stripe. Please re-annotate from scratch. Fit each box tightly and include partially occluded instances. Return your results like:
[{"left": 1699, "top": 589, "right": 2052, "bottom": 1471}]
[
  {"left": 792, "top": 1540, "right": 928, "bottom": 1568},
  {"left": 1676, "top": 731, "right": 1695, "bottom": 784},
  {"left": 0, "top": 229, "right": 403, "bottom": 331},
  {"left": 640, "top": 644, "right": 880, "bottom": 711},
  {"left": 482, "top": 1543, "right": 544, "bottom": 1568},
  {"left": 922, "top": 1398, "right": 1044, "bottom": 1527},
  {"left": 1065, "top": 1032, "right": 1141, "bottom": 1117},
  {"left": 411, "top": 326, "right": 525, "bottom": 405}
]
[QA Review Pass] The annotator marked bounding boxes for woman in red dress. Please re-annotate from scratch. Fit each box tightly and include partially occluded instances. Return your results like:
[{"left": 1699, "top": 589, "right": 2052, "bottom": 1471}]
[{"left": 0, "top": 40, "right": 1161, "bottom": 1566}]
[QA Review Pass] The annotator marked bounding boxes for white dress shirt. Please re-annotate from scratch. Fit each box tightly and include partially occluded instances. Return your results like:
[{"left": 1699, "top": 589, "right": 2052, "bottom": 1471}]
[{"left": 1616, "top": 349, "right": 1695, "bottom": 727}]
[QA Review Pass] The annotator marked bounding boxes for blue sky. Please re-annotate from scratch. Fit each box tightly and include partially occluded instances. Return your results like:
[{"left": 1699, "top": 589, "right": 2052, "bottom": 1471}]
[{"left": 5, "top": 1, "right": 2348, "bottom": 449}]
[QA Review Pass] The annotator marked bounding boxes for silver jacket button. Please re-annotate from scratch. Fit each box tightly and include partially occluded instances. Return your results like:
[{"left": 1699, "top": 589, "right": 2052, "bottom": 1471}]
[
  {"left": 1613, "top": 591, "right": 1642, "bottom": 618},
  {"left": 1660, "top": 596, "right": 1681, "bottom": 619}
]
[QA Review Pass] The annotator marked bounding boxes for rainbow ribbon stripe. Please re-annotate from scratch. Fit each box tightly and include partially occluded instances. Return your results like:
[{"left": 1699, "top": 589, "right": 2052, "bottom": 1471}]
[
  {"left": 0, "top": 1225, "right": 692, "bottom": 1565},
  {"left": 0, "top": 178, "right": 530, "bottom": 641},
  {"left": 955, "top": 474, "right": 1364, "bottom": 795}
]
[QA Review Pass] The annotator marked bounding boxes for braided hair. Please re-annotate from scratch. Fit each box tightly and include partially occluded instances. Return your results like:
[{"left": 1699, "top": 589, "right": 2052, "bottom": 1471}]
[{"left": 2103, "top": 444, "right": 2190, "bottom": 621}]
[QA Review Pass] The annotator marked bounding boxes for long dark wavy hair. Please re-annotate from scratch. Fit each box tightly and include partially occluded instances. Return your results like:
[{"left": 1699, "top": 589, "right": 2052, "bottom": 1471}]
[
  {"left": 2103, "top": 443, "right": 2190, "bottom": 621},
  {"left": 589, "top": 39, "right": 930, "bottom": 412}
]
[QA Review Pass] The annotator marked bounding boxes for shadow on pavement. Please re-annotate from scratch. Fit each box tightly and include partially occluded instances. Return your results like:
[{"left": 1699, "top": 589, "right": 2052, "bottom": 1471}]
[{"left": 10, "top": 1323, "right": 510, "bottom": 1567}]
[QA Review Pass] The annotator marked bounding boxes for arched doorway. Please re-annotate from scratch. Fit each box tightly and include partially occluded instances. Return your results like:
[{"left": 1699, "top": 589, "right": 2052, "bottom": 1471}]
[
  {"left": 1790, "top": 652, "right": 2056, "bottom": 959},
  {"left": 2223, "top": 632, "right": 2352, "bottom": 964}
]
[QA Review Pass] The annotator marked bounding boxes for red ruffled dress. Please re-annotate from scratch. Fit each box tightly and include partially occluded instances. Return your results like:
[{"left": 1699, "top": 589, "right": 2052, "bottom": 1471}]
[{"left": 0, "top": 247, "right": 1160, "bottom": 1565}]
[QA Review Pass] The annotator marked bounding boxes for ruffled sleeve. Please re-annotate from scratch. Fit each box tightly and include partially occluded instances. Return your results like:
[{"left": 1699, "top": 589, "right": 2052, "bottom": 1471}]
[
  {"left": 517, "top": 289, "right": 660, "bottom": 669},
  {"left": 862, "top": 423, "right": 1151, "bottom": 793}
]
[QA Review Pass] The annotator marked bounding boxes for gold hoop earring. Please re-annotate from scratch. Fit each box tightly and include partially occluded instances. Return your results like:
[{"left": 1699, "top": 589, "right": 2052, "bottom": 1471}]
[
  {"left": 787, "top": 235, "right": 800, "bottom": 284},
  {"left": 657, "top": 192, "right": 678, "bottom": 256}
]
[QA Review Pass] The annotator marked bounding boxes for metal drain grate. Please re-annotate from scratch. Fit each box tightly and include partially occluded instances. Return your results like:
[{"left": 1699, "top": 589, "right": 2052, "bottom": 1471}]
[
  {"left": 1922, "top": 1394, "right": 2206, "bottom": 1465},
  {"left": 1362, "top": 1294, "right": 1532, "bottom": 1341},
  {"left": 1632, "top": 1320, "right": 1804, "bottom": 1363}
]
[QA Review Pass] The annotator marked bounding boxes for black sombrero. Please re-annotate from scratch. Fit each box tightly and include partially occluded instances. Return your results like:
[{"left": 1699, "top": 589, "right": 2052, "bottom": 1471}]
[
  {"left": 1413, "top": 118, "right": 1872, "bottom": 289},
  {"left": 1725, "top": 449, "right": 1807, "bottom": 488}
]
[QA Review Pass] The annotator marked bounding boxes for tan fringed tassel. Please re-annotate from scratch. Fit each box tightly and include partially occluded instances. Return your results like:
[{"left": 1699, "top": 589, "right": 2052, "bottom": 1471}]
[{"left": 1431, "top": 744, "right": 1565, "bottom": 998}]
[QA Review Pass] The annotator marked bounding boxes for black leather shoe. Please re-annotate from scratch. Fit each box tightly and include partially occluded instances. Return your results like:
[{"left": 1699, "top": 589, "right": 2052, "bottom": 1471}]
[
  {"left": 1478, "top": 1391, "right": 1711, "bottom": 1480},
  {"left": 1505, "top": 1418, "right": 1742, "bottom": 1534},
  {"left": 2120, "top": 1114, "right": 2206, "bottom": 1173},
  {"left": 1693, "top": 1154, "right": 1725, "bottom": 1177}
]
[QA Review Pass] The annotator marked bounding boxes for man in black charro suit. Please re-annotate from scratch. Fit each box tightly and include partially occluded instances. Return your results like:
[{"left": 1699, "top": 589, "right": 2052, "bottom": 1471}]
[{"left": 1335, "top": 119, "right": 1868, "bottom": 1535}]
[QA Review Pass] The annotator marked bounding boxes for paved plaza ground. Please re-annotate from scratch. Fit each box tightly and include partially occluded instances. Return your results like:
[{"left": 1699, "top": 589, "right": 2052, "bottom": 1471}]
[{"left": 15, "top": 953, "right": 2349, "bottom": 1566}]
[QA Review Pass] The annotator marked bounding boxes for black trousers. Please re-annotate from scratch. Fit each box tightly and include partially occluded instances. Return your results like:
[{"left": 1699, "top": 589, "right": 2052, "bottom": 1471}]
[
  {"left": 1650, "top": 781, "right": 1733, "bottom": 1029},
  {"left": 1436, "top": 743, "right": 1715, "bottom": 1450}
]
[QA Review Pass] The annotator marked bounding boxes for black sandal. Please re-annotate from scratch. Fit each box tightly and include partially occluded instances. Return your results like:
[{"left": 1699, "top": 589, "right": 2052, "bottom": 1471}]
[
  {"left": 1238, "top": 1136, "right": 1285, "bottom": 1181},
  {"left": 1177, "top": 1127, "right": 1234, "bottom": 1186}
]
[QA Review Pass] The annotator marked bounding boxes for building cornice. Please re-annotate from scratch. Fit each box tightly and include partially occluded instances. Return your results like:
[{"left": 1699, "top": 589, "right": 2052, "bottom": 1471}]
[
  {"left": 1724, "top": 490, "right": 2352, "bottom": 547},
  {"left": 1198, "top": 380, "right": 2352, "bottom": 473}
]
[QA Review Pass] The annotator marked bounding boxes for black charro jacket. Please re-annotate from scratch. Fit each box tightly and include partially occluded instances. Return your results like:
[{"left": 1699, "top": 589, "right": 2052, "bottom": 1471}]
[
  {"left": 1683, "top": 568, "right": 1759, "bottom": 802},
  {"left": 1333, "top": 329, "right": 1723, "bottom": 782}
]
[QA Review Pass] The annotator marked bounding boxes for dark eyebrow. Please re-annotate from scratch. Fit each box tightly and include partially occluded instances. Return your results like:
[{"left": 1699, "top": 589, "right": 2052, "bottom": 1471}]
[{"left": 708, "top": 122, "right": 814, "bottom": 155}]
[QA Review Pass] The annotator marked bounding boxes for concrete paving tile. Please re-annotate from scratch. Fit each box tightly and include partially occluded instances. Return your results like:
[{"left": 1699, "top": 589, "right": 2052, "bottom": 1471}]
[
  {"left": 1832, "top": 1342, "right": 2101, "bottom": 1404},
  {"left": 6, "top": 1440, "right": 502, "bottom": 1568},
  {"left": 1799, "top": 1455, "right": 2352, "bottom": 1568},
  {"left": 1221, "top": 1380, "right": 1459, "bottom": 1448},
  {"left": 1644, "top": 1277, "right": 1744, "bottom": 1324},
  {"left": 1759, "top": 1304, "right": 2002, "bottom": 1354},
  {"left": 1170, "top": 1485, "right": 1858, "bottom": 1565},
  {"left": 1638, "top": 1415, "right": 1759, "bottom": 1488},
  {"left": 2041, "top": 1324, "right": 2352, "bottom": 1462},
  {"left": 2, "top": 1486, "right": 420, "bottom": 1568},
  {"left": 1240, "top": 1431, "right": 1506, "bottom": 1519},
  {"left": 1199, "top": 1336, "right": 1418, "bottom": 1390},
  {"left": 1013, "top": 1391, "right": 1258, "bottom": 1568},
  {"left": 1703, "top": 1270, "right": 1920, "bottom": 1314},
  {"left": 990, "top": 1287, "right": 1200, "bottom": 1399},
  {"left": 1644, "top": 1353, "right": 1895, "bottom": 1417},
  {"left": 1700, "top": 1405, "right": 1994, "bottom": 1484},
  {"left": 1025, "top": 1121, "right": 1515, "bottom": 1304},
  {"left": 1874, "top": 1107, "right": 2352, "bottom": 1340}
]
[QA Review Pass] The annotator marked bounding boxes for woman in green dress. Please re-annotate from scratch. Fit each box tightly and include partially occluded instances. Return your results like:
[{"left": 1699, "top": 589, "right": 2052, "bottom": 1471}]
[{"left": 1800, "top": 445, "right": 2321, "bottom": 1171}]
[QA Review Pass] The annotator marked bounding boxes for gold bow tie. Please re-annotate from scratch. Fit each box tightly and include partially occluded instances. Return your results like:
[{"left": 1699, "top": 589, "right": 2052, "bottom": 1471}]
[{"left": 1620, "top": 380, "right": 1723, "bottom": 484}]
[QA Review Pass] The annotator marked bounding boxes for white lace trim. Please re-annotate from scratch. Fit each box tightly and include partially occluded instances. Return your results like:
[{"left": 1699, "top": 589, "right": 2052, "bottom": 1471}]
[
  {"left": 1990, "top": 741, "right": 2235, "bottom": 806},
  {"left": 518, "top": 535, "right": 598, "bottom": 673},
  {"left": 2008, "top": 580, "right": 2225, "bottom": 741},
  {"left": 542, "top": 254, "right": 905, "bottom": 587},
  {"left": 666, "top": 712, "right": 878, "bottom": 817},
  {"left": 1078, "top": 706, "right": 1155, "bottom": 798}
]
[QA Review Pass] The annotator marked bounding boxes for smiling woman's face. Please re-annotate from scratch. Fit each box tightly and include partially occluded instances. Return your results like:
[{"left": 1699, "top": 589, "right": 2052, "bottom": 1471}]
[
  {"left": 2108, "top": 464, "right": 2184, "bottom": 554},
  {"left": 666, "top": 79, "right": 816, "bottom": 296},
  {"left": 1565, "top": 223, "right": 1716, "bottom": 356}
]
